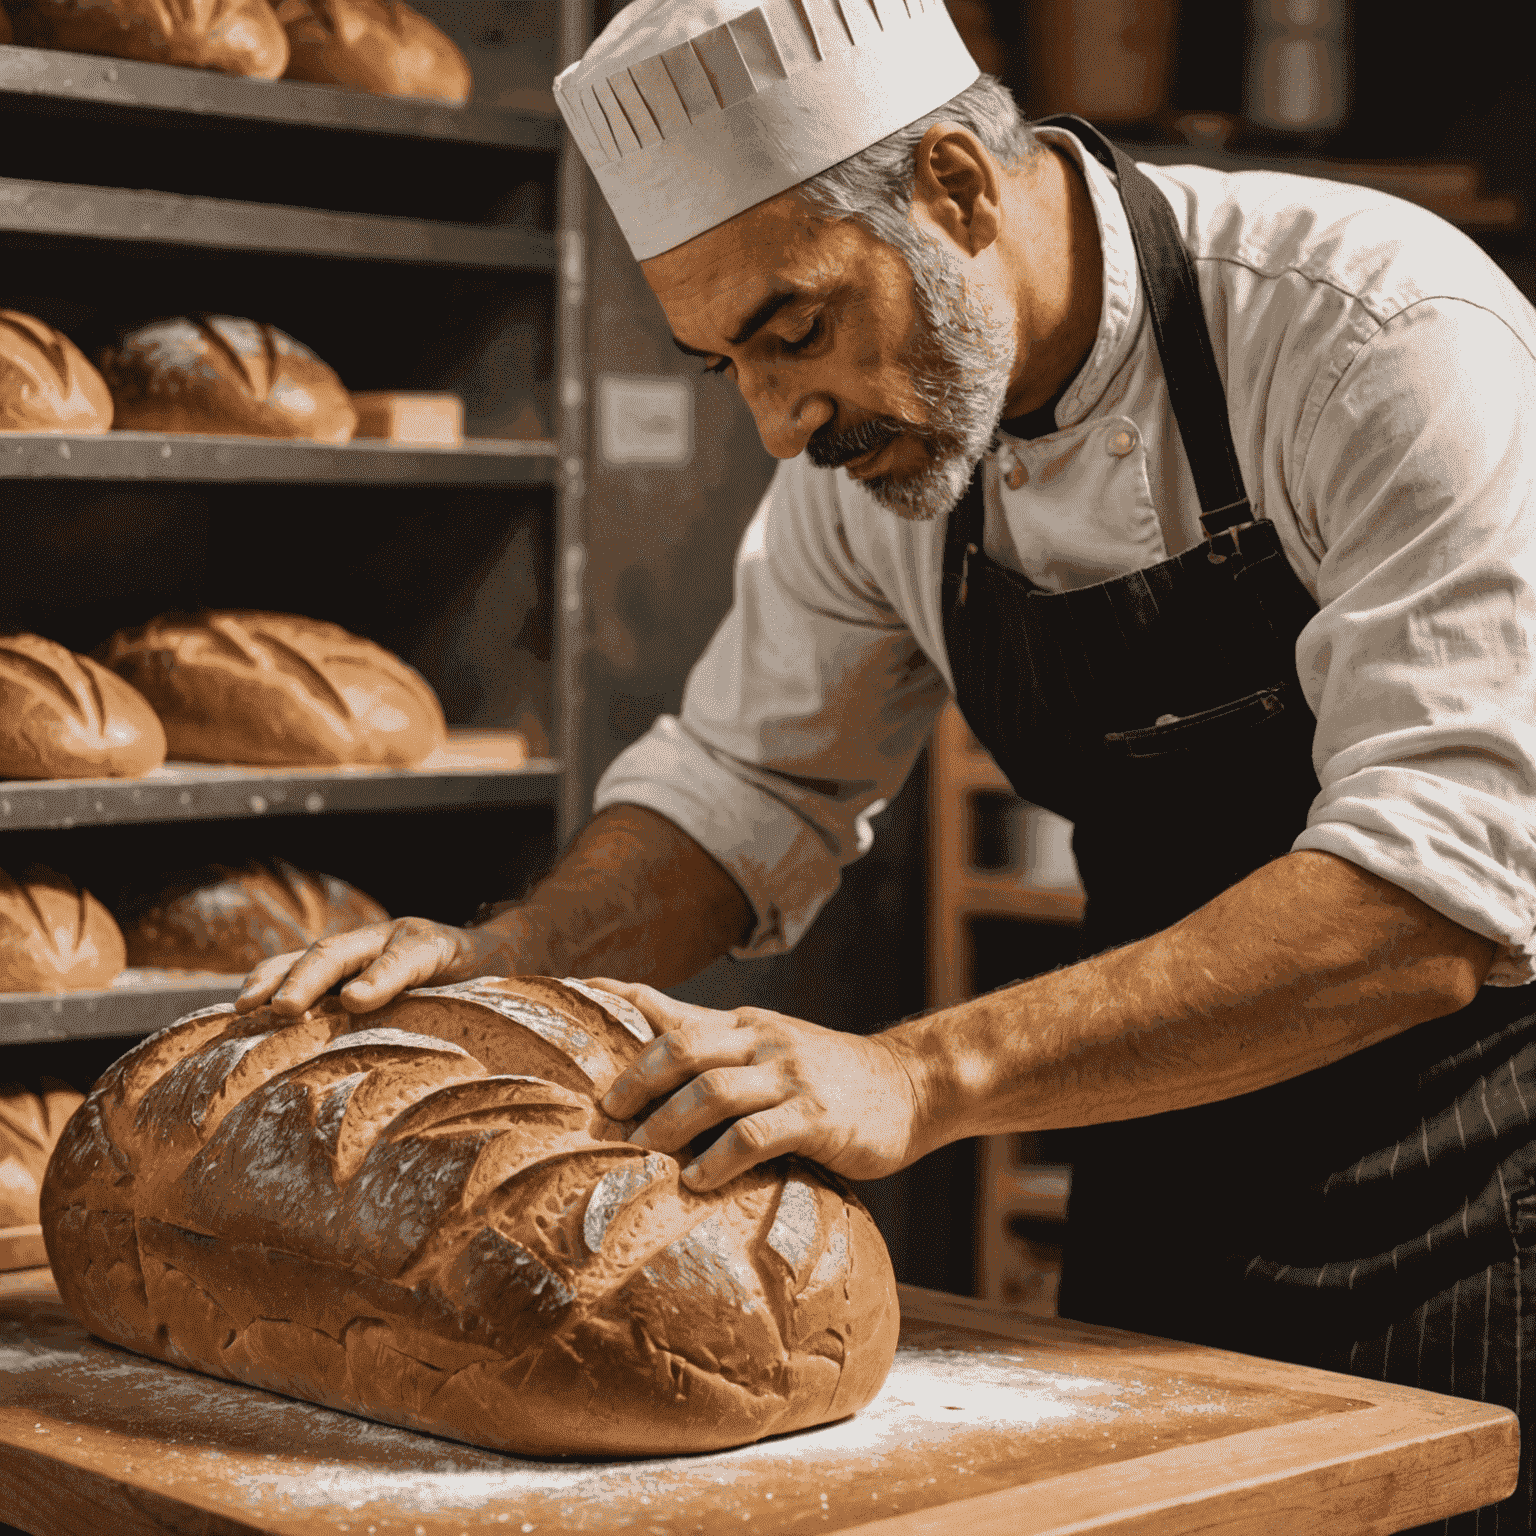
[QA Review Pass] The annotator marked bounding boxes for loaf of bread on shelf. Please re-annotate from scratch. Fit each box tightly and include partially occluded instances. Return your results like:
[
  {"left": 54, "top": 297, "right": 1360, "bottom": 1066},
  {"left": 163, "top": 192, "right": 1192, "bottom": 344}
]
[
  {"left": 6, "top": 0, "right": 289, "bottom": 78},
  {"left": 1, "top": 1080, "right": 83, "bottom": 1235},
  {"left": 0, "top": 311, "right": 114, "bottom": 434},
  {"left": 0, "top": 865, "right": 125, "bottom": 992},
  {"left": 102, "top": 610, "right": 447, "bottom": 767},
  {"left": 42, "top": 976, "right": 900, "bottom": 1456},
  {"left": 123, "top": 857, "right": 389, "bottom": 972},
  {"left": 0, "top": 633, "right": 166, "bottom": 780},
  {"left": 274, "top": 0, "right": 472, "bottom": 103},
  {"left": 98, "top": 316, "right": 356, "bottom": 443}
]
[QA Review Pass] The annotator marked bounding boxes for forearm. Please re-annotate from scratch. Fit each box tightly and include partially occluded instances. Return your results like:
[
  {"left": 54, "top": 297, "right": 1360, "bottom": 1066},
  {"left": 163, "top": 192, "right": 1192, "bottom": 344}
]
[
  {"left": 471, "top": 803, "right": 753, "bottom": 988},
  {"left": 886, "top": 849, "right": 1498, "bottom": 1157}
]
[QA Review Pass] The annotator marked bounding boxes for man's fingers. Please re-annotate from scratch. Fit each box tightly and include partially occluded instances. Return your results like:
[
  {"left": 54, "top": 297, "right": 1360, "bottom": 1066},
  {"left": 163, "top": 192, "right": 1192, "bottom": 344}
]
[
  {"left": 339, "top": 926, "right": 458, "bottom": 1011},
  {"left": 600, "top": 1013, "right": 747, "bottom": 1120},
  {"left": 584, "top": 979, "right": 719, "bottom": 1036},
  {"left": 627, "top": 1064, "right": 780, "bottom": 1154},
  {"left": 235, "top": 951, "right": 307, "bottom": 1012},
  {"left": 682, "top": 1101, "right": 812, "bottom": 1191},
  {"left": 264, "top": 926, "right": 393, "bottom": 1015}
]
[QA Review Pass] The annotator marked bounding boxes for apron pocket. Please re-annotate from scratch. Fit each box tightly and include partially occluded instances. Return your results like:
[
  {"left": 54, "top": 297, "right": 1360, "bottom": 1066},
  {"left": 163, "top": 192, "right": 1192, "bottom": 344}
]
[{"left": 1104, "top": 682, "right": 1293, "bottom": 759}]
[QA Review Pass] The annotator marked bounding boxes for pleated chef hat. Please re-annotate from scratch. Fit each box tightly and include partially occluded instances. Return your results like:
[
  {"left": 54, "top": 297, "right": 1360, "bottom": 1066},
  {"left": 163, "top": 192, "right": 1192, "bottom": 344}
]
[{"left": 555, "top": 0, "right": 981, "bottom": 260}]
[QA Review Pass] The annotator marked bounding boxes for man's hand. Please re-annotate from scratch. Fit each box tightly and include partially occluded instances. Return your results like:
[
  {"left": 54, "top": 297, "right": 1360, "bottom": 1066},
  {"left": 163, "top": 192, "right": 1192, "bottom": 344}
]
[
  {"left": 236, "top": 917, "right": 503, "bottom": 1016},
  {"left": 587, "top": 981, "right": 924, "bottom": 1191}
]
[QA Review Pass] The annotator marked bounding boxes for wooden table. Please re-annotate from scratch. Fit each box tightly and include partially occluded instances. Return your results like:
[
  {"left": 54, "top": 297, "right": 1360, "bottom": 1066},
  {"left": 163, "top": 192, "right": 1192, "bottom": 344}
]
[{"left": 0, "top": 1269, "right": 1517, "bottom": 1535}]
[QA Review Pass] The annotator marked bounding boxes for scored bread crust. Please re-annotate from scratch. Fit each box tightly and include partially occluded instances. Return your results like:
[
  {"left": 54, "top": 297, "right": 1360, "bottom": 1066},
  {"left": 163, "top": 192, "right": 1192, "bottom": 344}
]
[
  {"left": 0, "top": 633, "right": 167, "bottom": 781},
  {"left": 98, "top": 316, "right": 356, "bottom": 442},
  {"left": 0, "top": 311, "right": 114, "bottom": 434},
  {"left": 1, "top": 1080, "right": 85, "bottom": 1232},
  {"left": 102, "top": 610, "right": 447, "bottom": 767},
  {"left": 0, "top": 865, "right": 126, "bottom": 992},
  {"left": 41, "top": 977, "right": 900, "bottom": 1457},
  {"left": 275, "top": 0, "right": 473, "bottom": 102},
  {"left": 6, "top": 0, "right": 290, "bottom": 77},
  {"left": 123, "top": 857, "right": 389, "bottom": 972}
]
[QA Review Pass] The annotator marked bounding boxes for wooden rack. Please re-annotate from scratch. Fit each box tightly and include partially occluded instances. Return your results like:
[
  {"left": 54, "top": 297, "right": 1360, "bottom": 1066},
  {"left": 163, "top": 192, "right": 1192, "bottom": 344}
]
[{"left": 927, "top": 701, "right": 1083, "bottom": 1315}]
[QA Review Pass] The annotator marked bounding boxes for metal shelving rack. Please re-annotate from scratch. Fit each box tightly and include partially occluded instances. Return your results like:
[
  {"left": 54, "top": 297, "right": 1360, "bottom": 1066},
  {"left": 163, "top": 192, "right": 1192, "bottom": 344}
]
[{"left": 0, "top": 15, "right": 585, "bottom": 1054}]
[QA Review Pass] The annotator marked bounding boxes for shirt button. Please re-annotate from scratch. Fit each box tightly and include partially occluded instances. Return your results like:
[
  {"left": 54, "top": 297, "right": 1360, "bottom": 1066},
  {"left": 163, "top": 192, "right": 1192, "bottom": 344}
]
[
  {"left": 1108, "top": 428, "right": 1137, "bottom": 457},
  {"left": 1004, "top": 459, "right": 1028, "bottom": 490}
]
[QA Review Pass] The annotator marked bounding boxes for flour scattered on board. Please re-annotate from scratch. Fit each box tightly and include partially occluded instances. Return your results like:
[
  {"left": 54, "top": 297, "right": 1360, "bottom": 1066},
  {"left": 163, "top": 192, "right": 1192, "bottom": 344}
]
[{"left": 2, "top": 1314, "right": 1123, "bottom": 1517}]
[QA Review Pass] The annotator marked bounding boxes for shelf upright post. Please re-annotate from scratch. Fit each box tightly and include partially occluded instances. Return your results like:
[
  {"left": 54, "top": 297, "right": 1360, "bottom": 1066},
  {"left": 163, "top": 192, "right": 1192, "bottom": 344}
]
[{"left": 554, "top": 0, "right": 593, "bottom": 847}]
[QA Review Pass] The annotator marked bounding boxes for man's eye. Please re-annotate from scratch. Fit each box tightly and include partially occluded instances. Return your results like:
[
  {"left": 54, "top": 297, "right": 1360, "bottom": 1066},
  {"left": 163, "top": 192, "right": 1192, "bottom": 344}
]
[{"left": 782, "top": 316, "right": 822, "bottom": 353}]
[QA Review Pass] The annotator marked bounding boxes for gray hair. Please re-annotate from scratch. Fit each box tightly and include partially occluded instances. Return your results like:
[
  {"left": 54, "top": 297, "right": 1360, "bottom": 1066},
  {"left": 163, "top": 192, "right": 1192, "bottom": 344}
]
[{"left": 796, "top": 74, "right": 1039, "bottom": 258}]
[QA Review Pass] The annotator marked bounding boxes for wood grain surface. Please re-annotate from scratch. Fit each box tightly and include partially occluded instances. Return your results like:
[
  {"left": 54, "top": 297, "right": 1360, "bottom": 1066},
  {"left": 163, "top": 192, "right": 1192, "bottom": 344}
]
[{"left": 0, "top": 1272, "right": 1518, "bottom": 1535}]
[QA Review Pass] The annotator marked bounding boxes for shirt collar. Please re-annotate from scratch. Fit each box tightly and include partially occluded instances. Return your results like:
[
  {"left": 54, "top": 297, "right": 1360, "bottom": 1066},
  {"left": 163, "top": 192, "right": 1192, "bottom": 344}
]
[{"left": 1008, "top": 123, "right": 1144, "bottom": 436}]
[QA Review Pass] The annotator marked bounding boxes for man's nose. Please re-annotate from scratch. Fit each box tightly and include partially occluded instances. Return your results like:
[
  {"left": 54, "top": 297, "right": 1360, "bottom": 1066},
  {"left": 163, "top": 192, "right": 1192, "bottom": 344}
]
[{"left": 739, "top": 368, "right": 833, "bottom": 460}]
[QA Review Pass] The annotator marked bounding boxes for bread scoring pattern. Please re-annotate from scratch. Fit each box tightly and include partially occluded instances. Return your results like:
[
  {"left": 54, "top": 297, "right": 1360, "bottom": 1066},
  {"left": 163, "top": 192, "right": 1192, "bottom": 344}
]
[
  {"left": 0, "top": 864, "right": 125, "bottom": 991},
  {"left": 42, "top": 977, "right": 899, "bottom": 1456},
  {"left": 0, "top": 310, "right": 113, "bottom": 433},
  {"left": 0, "top": 633, "right": 166, "bottom": 780},
  {"left": 123, "top": 857, "right": 389, "bottom": 971},
  {"left": 102, "top": 610, "right": 447, "bottom": 767}
]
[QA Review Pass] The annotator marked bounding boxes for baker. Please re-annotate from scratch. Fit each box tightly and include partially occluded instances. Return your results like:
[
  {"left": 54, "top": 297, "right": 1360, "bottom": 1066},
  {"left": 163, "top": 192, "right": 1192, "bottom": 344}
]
[{"left": 241, "top": 0, "right": 1536, "bottom": 1524}]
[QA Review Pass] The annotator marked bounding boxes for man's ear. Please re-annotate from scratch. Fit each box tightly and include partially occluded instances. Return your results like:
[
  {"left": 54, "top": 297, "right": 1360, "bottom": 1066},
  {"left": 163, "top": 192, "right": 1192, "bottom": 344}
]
[{"left": 911, "top": 124, "right": 1002, "bottom": 256}]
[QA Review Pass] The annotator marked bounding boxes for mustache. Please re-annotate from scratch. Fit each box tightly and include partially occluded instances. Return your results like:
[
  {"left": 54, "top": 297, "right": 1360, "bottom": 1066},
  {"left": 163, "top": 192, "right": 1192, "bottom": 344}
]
[{"left": 806, "top": 414, "right": 911, "bottom": 471}]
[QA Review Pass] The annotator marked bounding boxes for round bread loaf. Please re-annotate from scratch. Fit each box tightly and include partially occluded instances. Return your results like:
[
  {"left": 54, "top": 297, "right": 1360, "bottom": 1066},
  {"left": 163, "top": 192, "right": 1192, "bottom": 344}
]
[
  {"left": 102, "top": 610, "right": 447, "bottom": 767},
  {"left": 98, "top": 316, "right": 356, "bottom": 442},
  {"left": 0, "top": 633, "right": 166, "bottom": 780},
  {"left": 6, "top": 0, "right": 289, "bottom": 77},
  {"left": 1, "top": 1080, "right": 83, "bottom": 1234},
  {"left": 42, "top": 977, "right": 899, "bottom": 1457},
  {"left": 274, "top": 0, "right": 472, "bottom": 102},
  {"left": 123, "top": 857, "right": 389, "bottom": 972},
  {"left": 0, "top": 311, "right": 113, "bottom": 434},
  {"left": 0, "top": 865, "right": 125, "bottom": 992}
]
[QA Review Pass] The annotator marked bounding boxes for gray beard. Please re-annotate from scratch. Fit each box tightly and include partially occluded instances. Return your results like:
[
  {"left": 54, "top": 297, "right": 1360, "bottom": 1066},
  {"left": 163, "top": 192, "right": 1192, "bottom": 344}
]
[{"left": 821, "top": 234, "right": 1016, "bottom": 523}]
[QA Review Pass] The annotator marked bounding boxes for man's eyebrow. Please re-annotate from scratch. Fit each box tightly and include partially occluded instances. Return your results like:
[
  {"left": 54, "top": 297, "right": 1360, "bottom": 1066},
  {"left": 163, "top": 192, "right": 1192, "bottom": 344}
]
[{"left": 669, "top": 287, "right": 813, "bottom": 359}]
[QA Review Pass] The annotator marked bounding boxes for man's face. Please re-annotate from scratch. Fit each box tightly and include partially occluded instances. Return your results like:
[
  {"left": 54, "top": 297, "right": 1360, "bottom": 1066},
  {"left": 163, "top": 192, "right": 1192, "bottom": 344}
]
[{"left": 643, "top": 193, "right": 1014, "bottom": 521}]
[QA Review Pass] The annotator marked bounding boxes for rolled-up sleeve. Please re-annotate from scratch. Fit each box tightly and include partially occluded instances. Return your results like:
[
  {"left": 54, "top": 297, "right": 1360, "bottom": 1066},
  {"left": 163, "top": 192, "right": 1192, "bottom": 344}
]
[
  {"left": 594, "top": 458, "right": 950, "bottom": 957},
  {"left": 1292, "top": 298, "right": 1536, "bottom": 984}
]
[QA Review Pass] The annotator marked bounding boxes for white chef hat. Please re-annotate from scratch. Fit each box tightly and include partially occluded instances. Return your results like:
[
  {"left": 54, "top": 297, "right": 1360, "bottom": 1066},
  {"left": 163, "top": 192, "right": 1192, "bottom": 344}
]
[{"left": 554, "top": 0, "right": 980, "bottom": 260}]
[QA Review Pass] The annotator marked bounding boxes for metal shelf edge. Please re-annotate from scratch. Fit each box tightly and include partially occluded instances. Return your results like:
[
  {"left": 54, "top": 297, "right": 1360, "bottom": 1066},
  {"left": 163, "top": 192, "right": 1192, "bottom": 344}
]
[
  {"left": 0, "top": 974, "right": 242, "bottom": 1046},
  {"left": 0, "top": 432, "right": 558, "bottom": 484},
  {"left": 0, "top": 175, "right": 557, "bottom": 269},
  {"left": 0, "top": 43, "right": 561, "bottom": 149},
  {"left": 0, "top": 757, "right": 562, "bottom": 831}
]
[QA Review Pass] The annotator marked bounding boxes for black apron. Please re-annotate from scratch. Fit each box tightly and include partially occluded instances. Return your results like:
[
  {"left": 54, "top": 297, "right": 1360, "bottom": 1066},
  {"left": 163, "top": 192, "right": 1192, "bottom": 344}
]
[{"left": 941, "top": 116, "right": 1536, "bottom": 1535}]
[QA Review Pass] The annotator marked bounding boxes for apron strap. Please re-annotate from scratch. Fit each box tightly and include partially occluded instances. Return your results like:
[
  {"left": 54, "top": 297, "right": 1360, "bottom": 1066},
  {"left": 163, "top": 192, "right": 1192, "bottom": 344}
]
[{"left": 1038, "top": 115, "right": 1254, "bottom": 540}]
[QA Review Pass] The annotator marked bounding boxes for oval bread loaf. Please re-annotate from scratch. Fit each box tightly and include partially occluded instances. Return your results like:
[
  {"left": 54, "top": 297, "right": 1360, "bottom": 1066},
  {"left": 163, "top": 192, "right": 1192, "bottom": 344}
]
[
  {"left": 0, "top": 633, "right": 167, "bottom": 780},
  {"left": 0, "top": 865, "right": 125, "bottom": 992},
  {"left": 0, "top": 311, "right": 113, "bottom": 433},
  {"left": 98, "top": 316, "right": 356, "bottom": 442},
  {"left": 102, "top": 610, "right": 447, "bottom": 767},
  {"left": 274, "top": 0, "right": 472, "bottom": 102},
  {"left": 42, "top": 977, "right": 900, "bottom": 1456},
  {"left": 1, "top": 1080, "right": 84, "bottom": 1234},
  {"left": 123, "top": 857, "right": 389, "bottom": 972},
  {"left": 6, "top": 0, "right": 289, "bottom": 77}
]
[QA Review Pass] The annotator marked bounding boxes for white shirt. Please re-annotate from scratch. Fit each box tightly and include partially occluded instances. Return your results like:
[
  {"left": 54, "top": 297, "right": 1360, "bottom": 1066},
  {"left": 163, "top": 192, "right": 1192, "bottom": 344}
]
[{"left": 595, "top": 126, "right": 1536, "bottom": 986}]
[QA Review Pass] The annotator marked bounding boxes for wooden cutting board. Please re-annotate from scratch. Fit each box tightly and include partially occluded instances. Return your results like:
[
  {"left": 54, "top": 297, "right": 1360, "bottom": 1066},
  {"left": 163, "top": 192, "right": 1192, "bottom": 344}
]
[{"left": 0, "top": 1269, "right": 1517, "bottom": 1535}]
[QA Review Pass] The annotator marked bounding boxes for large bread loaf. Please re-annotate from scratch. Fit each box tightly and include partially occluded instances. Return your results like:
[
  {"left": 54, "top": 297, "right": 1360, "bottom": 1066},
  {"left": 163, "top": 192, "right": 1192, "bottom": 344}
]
[
  {"left": 2, "top": 1080, "right": 84, "bottom": 1268},
  {"left": 0, "top": 311, "right": 113, "bottom": 433},
  {"left": 0, "top": 633, "right": 166, "bottom": 780},
  {"left": 98, "top": 316, "right": 356, "bottom": 442},
  {"left": 274, "top": 0, "right": 472, "bottom": 102},
  {"left": 42, "top": 977, "right": 899, "bottom": 1456},
  {"left": 0, "top": 865, "right": 125, "bottom": 991},
  {"left": 102, "top": 610, "right": 447, "bottom": 767},
  {"left": 123, "top": 857, "right": 389, "bottom": 972},
  {"left": 6, "top": 0, "right": 289, "bottom": 77}
]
